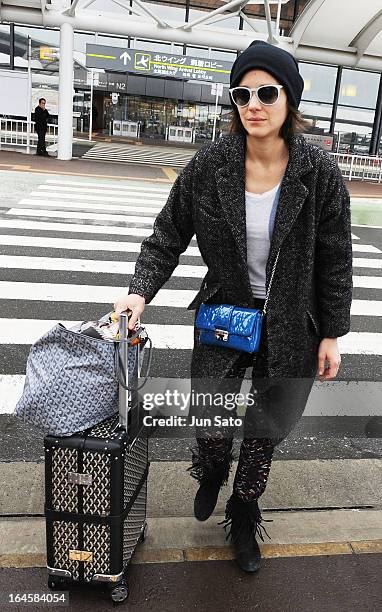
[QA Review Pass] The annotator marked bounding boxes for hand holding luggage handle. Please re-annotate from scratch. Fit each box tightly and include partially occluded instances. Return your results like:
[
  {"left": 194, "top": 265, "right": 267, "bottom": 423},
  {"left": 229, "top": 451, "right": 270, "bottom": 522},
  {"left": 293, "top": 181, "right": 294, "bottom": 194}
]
[{"left": 116, "top": 311, "right": 153, "bottom": 432}]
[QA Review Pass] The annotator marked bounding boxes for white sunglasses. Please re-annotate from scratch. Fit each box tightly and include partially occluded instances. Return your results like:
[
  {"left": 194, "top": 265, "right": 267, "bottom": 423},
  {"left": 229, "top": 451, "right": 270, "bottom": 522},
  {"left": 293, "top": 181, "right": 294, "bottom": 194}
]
[{"left": 229, "top": 85, "right": 284, "bottom": 107}]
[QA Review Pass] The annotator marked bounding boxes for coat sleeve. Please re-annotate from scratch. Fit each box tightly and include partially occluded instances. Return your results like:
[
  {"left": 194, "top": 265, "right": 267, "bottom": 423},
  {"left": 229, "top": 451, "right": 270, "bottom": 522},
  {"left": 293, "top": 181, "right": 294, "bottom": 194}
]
[
  {"left": 315, "top": 161, "right": 353, "bottom": 338},
  {"left": 127, "top": 154, "right": 197, "bottom": 303}
]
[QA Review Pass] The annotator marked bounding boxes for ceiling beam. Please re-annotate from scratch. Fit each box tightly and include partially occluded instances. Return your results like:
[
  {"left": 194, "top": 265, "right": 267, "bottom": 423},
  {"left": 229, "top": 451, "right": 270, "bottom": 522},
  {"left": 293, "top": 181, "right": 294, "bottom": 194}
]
[
  {"left": 289, "top": 0, "right": 326, "bottom": 49},
  {"left": 350, "top": 9, "right": 382, "bottom": 67},
  {"left": 1, "top": 4, "right": 382, "bottom": 72}
]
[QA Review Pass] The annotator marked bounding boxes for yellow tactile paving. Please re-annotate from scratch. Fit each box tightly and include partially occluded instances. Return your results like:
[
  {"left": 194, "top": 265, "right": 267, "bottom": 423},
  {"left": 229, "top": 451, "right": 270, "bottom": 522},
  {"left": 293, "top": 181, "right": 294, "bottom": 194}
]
[
  {"left": 131, "top": 548, "right": 184, "bottom": 564},
  {"left": 161, "top": 166, "right": 178, "bottom": 181},
  {"left": 0, "top": 162, "right": 172, "bottom": 183},
  {"left": 350, "top": 540, "right": 382, "bottom": 554},
  {"left": 0, "top": 553, "right": 46, "bottom": 568}
]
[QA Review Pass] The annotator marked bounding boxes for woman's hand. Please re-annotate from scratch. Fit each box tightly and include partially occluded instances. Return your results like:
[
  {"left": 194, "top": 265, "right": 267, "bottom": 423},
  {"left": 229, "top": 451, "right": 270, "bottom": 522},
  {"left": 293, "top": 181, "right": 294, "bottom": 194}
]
[
  {"left": 114, "top": 293, "right": 146, "bottom": 331},
  {"left": 317, "top": 338, "right": 341, "bottom": 381}
]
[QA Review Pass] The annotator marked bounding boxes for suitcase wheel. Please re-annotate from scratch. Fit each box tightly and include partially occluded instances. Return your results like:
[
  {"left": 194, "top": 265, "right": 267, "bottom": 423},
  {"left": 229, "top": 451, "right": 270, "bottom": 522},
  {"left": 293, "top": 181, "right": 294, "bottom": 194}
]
[
  {"left": 140, "top": 521, "right": 148, "bottom": 543},
  {"left": 109, "top": 579, "right": 129, "bottom": 604},
  {"left": 48, "top": 575, "right": 67, "bottom": 590}
]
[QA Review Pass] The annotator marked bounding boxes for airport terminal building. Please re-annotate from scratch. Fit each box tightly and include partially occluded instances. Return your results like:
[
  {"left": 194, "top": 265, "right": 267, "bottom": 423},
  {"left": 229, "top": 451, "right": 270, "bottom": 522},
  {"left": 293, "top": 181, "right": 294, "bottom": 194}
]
[{"left": 0, "top": 0, "right": 382, "bottom": 157}]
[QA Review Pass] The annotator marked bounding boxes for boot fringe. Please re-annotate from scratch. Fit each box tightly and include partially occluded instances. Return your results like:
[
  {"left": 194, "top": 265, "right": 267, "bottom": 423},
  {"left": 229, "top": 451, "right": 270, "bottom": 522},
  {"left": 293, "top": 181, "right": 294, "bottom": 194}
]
[
  {"left": 186, "top": 447, "right": 236, "bottom": 486},
  {"left": 218, "top": 493, "right": 273, "bottom": 543}
]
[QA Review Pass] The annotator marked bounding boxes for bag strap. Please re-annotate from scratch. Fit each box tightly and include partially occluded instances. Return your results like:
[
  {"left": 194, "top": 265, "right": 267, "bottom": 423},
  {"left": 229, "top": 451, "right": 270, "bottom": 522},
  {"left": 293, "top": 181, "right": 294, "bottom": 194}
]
[
  {"left": 114, "top": 335, "right": 153, "bottom": 392},
  {"left": 262, "top": 248, "right": 280, "bottom": 316}
]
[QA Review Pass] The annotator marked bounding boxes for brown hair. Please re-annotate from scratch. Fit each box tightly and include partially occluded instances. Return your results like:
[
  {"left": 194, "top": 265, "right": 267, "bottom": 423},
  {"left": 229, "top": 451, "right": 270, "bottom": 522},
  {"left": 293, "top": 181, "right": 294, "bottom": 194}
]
[{"left": 228, "top": 104, "right": 311, "bottom": 143}]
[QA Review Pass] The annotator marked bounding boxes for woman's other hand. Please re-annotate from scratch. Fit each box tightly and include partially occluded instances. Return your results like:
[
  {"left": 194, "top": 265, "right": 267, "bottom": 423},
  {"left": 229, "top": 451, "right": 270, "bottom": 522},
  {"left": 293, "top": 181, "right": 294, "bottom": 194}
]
[
  {"left": 317, "top": 338, "right": 341, "bottom": 381},
  {"left": 114, "top": 293, "right": 146, "bottom": 330}
]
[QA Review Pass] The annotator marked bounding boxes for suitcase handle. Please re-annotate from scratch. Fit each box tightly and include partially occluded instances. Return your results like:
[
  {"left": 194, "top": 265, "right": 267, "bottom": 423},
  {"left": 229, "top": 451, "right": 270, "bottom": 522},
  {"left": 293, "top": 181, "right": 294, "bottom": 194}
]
[{"left": 116, "top": 312, "right": 153, "bottom": 432}]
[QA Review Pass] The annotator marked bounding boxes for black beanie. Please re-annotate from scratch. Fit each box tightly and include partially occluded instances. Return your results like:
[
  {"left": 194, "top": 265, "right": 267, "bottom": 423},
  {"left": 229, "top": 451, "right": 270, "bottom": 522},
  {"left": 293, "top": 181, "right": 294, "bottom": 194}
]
[{"left": 230, "top": 40, "right": 304, "bottom": 109}]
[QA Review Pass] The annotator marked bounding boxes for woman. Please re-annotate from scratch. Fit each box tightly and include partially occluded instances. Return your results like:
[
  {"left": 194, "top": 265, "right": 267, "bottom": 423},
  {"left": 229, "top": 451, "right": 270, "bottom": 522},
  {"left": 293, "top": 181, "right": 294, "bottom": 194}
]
[{"left": 114, "top": 40, "right": 353, "bottom": 573}]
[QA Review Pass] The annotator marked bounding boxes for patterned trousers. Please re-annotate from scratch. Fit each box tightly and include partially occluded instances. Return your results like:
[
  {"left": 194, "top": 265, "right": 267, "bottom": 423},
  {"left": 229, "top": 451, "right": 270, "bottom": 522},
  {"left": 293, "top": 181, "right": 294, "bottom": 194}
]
[{"left": 190, "top": 298, "right": 280, "bottom": 503}]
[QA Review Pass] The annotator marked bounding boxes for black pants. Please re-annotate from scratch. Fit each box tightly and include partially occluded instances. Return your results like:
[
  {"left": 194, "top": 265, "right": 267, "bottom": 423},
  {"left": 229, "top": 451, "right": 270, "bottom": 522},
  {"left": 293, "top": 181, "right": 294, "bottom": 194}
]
[
  {"left": 36, "top": 130, "right": 47, "bottom": 155},
  {"left": 190, "top": 298, "right": 282, "bottom": 502}
]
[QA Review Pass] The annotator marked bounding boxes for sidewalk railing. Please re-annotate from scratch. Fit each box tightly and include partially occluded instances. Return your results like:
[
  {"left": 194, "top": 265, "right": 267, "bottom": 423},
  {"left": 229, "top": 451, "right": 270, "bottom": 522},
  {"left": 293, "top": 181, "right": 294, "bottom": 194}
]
[
  {"left": 330, "top": 152, "right": 382, "bottom": 183},
  {"left": 1, "top": 117, "right": 382, "bottom": 183},
  {"left": 0, "top": 118, "right": 58, "bottom": 154}
]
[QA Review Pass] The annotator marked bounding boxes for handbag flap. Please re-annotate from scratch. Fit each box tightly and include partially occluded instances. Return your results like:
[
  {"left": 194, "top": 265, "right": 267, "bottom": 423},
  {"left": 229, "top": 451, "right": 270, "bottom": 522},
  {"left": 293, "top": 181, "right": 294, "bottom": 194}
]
[
  {"left": 230, "top": 308, "right": 262, "bottom": 336},
  {"left": 195, "top": 303, "right": 233, "bottom": 331},
  {"left": 196, "top": 304, "right": 262, "bottom": 337}
]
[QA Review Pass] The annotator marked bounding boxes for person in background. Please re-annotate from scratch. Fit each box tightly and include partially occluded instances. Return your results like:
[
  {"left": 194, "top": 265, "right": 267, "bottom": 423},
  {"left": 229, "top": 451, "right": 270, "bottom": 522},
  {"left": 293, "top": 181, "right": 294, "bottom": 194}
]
[{"left": 34, "top": 98, "right": 51, "bottom": 157}]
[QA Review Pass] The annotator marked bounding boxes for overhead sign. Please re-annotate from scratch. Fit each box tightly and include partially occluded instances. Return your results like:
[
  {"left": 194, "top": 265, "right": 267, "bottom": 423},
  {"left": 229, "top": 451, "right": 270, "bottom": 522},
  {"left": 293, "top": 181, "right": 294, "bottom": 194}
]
[{"left": 86, "top": 44, "right": 231, "bottom": 83}]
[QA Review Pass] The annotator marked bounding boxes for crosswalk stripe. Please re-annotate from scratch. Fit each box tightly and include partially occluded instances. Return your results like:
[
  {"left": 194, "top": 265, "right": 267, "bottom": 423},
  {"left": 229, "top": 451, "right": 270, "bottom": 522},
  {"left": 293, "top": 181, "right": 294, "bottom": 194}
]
[
  {"left": 0, "top": 281, "right": 196, "bottom": 306},
  {"left": 352, "top": 223, "right": 382, "bottom": 230},
  {"left": 45, "top": 179, "right": 171, "bottom": 193},
  {"left": 0, "top": 375, "right": 26, "bottom": 414},
  {"left": 7, "top": 208, "right": 157, "bottom": 224},
  {"left": 351, "top": 233, "right": 359, "bottom": 240},
  {"left": 1, "top": 250, "right": 382, "bottom": 287},
  {"left": 20, "top": 197, "right": 164, "bottom": 215},
  {"left": 0, "top": 219, "right": 157, "bottom": 237},
  {"left": 353, "top": 257, "right": 382, "bottom": 269},
  {"left": 352, "top": 244, "right": 381, "bottom": 254},
  {"left": 0, "top": 319, "right": 381, "bottom": 354},
  {"left": 31, "top": 191, "right": 165, "bottom": 207},
  {"left": 0, "top": 235, "right": 201, "bottom": 257},
  {"left": 351, "top": 299, "right": 382, "bottom": 316},
  {"left": 0, "top": 255, "right": 206, "bottom": 277},
  {"left": 37, "top": 186, "right": 168, "bottom": 201},
  {"left": 0, "top": 281, "right": 380, "bottom": 316},
  {"left": 353, "top": 276, "right": 382, "bottom": 289}
]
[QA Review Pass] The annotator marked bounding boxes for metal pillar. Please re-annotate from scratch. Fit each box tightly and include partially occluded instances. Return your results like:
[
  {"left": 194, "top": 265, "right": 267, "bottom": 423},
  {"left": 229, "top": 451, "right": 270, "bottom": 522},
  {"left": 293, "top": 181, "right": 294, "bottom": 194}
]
[
  {"left": 57, "top": 22, "right": 74, "bottom": 160},
  {"left": 369, "top": 73, "right": 382, "bottom": 156},
  {"left": 10, "top": 23, "right": 15, "bottom": 70},
  {"left": 329, "top": 65, "right": 342, "bottom": 134}
]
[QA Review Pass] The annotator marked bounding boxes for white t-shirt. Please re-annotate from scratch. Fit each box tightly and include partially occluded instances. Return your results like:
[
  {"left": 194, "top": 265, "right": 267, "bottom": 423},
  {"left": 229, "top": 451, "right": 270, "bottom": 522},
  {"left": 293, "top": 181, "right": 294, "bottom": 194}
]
[{"left": 245, "top": 181, "right": 282, "bottom": 299}]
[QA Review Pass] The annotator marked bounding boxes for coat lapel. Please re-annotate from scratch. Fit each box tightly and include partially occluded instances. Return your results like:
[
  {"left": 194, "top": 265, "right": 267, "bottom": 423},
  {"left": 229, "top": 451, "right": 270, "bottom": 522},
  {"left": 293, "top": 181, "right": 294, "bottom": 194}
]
[{"left": 215, "top": 132, "right": 313, "bottom": 299}]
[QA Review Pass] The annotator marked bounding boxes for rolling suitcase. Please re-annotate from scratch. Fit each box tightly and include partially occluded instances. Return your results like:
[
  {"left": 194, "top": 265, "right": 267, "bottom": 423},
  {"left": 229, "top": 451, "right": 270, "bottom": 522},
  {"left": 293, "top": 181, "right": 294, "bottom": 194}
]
[{"left": 44, "top": 313, "right": 150, "bottom": 604}]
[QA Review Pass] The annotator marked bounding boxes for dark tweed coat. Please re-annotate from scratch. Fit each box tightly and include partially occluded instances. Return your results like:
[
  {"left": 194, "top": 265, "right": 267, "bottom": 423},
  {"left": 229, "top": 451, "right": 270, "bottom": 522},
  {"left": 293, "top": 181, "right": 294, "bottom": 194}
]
[{"left": 128, "top": 132, "right": 353, "bottom": 381}]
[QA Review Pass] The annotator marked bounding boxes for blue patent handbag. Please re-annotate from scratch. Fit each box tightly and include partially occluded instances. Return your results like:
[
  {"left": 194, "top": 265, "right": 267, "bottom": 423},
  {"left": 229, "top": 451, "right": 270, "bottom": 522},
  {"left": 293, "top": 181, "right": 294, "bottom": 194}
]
[{"left": 195, "top": 250, "right": 280, "bottom": 353}]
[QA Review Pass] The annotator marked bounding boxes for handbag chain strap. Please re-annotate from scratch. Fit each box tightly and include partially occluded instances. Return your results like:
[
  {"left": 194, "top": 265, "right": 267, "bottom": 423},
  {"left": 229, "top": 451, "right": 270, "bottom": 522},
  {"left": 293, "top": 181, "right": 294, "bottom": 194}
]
[{"left": 262, "top": 248, "right": 281, "bottom": 316}]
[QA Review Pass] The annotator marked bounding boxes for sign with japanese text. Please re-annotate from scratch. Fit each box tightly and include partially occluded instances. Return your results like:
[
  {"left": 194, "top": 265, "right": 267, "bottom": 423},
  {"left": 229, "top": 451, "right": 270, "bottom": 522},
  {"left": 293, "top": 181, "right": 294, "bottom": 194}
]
[{"left": 86, "top": 44, "right": 231, "bottom": 83}]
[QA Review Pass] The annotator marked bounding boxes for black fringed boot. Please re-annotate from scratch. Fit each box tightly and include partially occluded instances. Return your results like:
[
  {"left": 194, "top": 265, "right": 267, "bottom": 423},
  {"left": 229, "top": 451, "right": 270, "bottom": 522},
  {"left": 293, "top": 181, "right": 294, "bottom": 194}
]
[
  {"left": 187, "top": 448, "right": 234, "bottom": 521},
  {"left": 219, "top": 493, "right": 273, "bottom": 572}
]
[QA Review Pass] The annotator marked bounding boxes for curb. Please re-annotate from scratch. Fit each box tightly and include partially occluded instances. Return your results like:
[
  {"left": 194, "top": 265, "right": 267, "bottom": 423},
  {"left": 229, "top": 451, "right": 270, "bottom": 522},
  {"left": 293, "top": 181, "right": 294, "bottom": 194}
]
[{"left": 1, "top": 540, "right": 382, "bottom": 569}]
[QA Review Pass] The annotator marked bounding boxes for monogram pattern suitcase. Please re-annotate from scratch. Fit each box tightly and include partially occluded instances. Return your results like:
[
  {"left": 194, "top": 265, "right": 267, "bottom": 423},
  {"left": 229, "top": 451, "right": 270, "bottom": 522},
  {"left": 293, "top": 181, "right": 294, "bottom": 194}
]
[{"left": 44, "top": 313, "right": 150, "bottom": 604}]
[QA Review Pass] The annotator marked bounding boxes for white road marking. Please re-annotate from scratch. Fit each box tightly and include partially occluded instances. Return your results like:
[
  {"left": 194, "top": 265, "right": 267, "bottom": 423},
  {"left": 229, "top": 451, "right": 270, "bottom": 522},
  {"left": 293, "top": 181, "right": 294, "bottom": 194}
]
[
  {"left": 1, "top": 319, "right": 382, "bottom": 354},
  {"left": 45, "top": 179, "right": 171, "bottom": 193},
  {"left": 7, "top": 208, "right": 156, "bottom": 224},
  {"left": 22, "top": 196, "right": 163, "bottom": 214},
  {"left": 0, "top": 255, "right": 206, "bottom": 278},
  {"left": 353, "top": 258, "right": 382, "bottom": 269},
  {"left": 0, "top": 219, "right": 156, "bottom": 238},
  {"left": 0, "top": 235, "right": 200, "bottom": 257},
  {"left": 0, "top": 281, "right": 196, "bottom": 307}
]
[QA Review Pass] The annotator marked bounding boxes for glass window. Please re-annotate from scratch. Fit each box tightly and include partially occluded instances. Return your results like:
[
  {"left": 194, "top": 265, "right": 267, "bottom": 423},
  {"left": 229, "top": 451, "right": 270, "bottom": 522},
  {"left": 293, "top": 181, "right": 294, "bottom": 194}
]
[
  {"left": 189, "top": 8, "right": 240, "bottom": 30},
  {"left": 338, "top": 68, "right": 380, "bottom": 110},
  {"left": 14, "top": 26, "right": 60, "bottom": 72},
  {"left": 0, "top": 24, "right": 10, "bottom": 68},
  {"left": 186, "top": 46, "right": 210, "bottom": 59},
  {"left": 210, "top": 49, "right": 236, "bottom": 62},
  {"left": 97, "top": 35, "right": 129, "bottom": 49},
  {"left": 141, "top": 2, "right": 186, "bottom": 23},
  {"left": 299, "top": 62, "right": 338, "bottom": 104},
  {"left": 334, "top": 105, "right": 375, "bottom": 155},
  {"left": 133, "top": 38, "right": 183, "bottom": 54}
]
